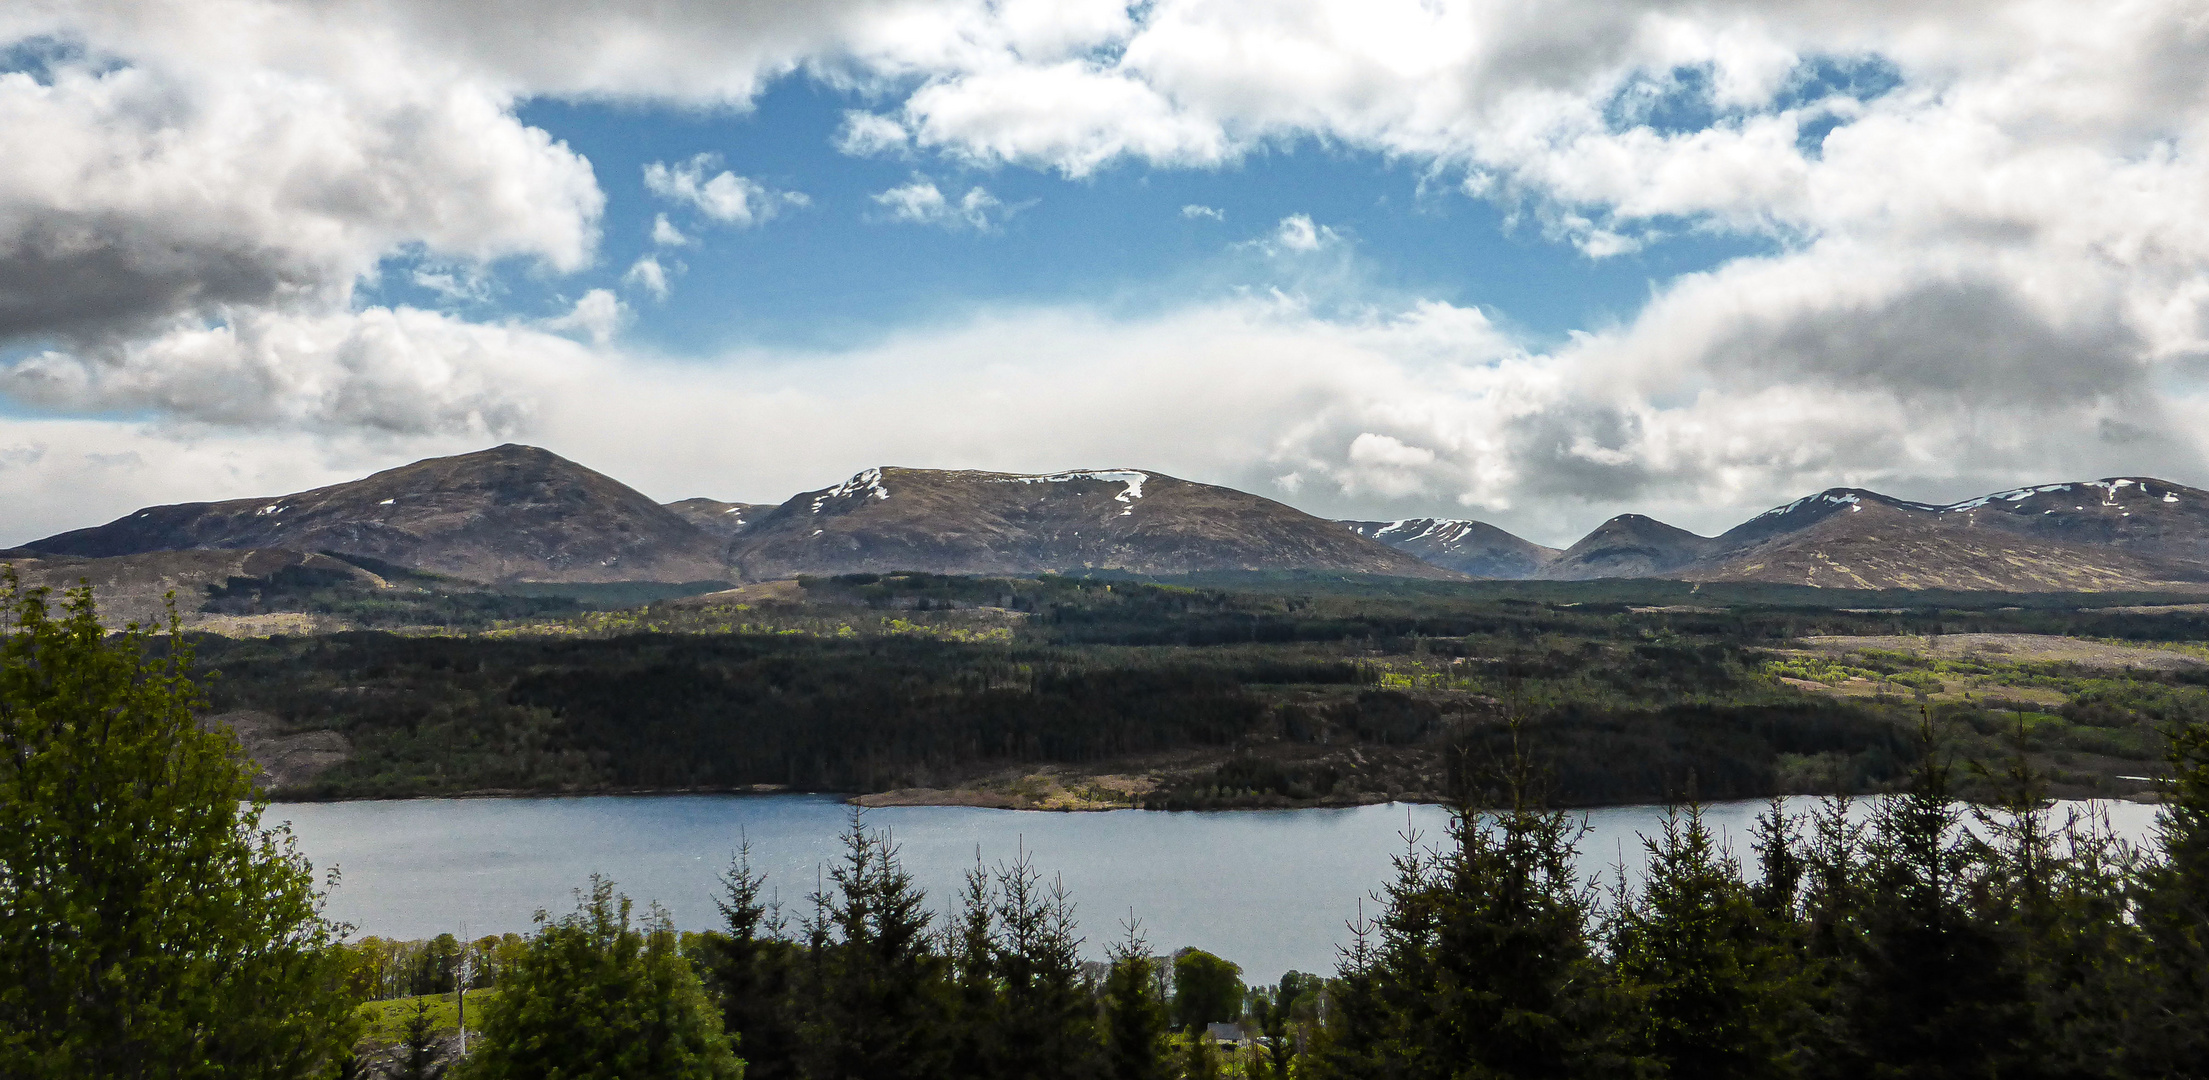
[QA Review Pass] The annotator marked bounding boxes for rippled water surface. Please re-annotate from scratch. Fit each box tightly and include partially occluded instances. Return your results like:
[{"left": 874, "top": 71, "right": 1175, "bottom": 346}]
[{"left": 272, "top": 795, "right": 2164, "bottom": 982}]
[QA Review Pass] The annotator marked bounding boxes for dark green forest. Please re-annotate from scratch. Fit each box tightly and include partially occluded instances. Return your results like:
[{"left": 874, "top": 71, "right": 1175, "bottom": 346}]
[
  {"left": 12, "top": 569, "right": 2209, "bottom": 1079},
  {"left": 186, "top": 570, "right": 2209, "bottom": 807}
]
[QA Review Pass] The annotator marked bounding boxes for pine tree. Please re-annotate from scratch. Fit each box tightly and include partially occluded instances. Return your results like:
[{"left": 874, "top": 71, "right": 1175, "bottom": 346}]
[
  {"left": 466, "top": 876, "right": 742, "bottom": 1080},
  {"left": 1824, "top": 722, "right": 2030, "bottom": 1080},
  {"left": 946, "top": 853, "right": 1000, "bottom": 1080},
  {"left": 1418, "top": 745, "right": 1610, "bottom": 1079},
  {"left": 0, "top": 572, "right": 358, "bottom": 1077},
  {"left": 1304, "top": 913, "right": 1390, "bottom": 1080},
  {"left": 1100, "top": 919, "right": 1171, "bottom": 1080},
  {"left": 386, "top": 996, "right": 449, "bottom": 1080},
  {"left": 1606, "top": 803, "right": 1791, "bottom": 1080},
  {"left": 702, "top": 841, "right": 800, "bottom": 1080},
  {"left": 2131, "top": 716, "right": 2209, "bottom": 1074},
  {"left": 796, "top": 813, "right": 947, "bottom": 1080},
  {"left": 988, "top": 850, "right": 1099, "bottom": 1080}
]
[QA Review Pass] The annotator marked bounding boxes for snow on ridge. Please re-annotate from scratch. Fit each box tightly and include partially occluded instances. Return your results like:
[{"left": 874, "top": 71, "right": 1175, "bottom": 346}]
[
  {"left": 992, "top": 470, "right": 1150, "bottom": 514},
  {"left": 1942, "top": 483, "right": 2073, "bottom": 512},
  {"left": 812, "top": 467, "right": 891, "bottom": 513}
]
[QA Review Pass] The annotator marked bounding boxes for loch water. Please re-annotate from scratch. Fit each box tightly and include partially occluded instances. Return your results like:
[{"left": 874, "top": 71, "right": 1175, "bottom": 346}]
[{"left": 271, "top": 794, "right": 2164, "bottom": 983}]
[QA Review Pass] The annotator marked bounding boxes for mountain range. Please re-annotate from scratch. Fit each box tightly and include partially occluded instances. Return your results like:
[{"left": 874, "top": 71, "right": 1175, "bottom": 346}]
[{"left": 9, "top": 444, "right": 2209, "bottom": 594}]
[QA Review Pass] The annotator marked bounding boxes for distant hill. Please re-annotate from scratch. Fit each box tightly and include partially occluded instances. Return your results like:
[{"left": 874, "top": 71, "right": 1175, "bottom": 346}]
[
  {"left": 1679, "top": 480, "right": 2209, "bottom": 591},
  {"left": 664, "top": 498, "right": 769, "bottom": 543},
  {"left": 24, "top": 445, "right": 729, "bottom": 584},
  {"left": 728, "top": 467, "right": 1464, "bottom": 581},
  {"left": 1537, "top": 514, "right": 1719, "bottom": 580},
  {"left": 1342, "top": 518, "right": 1560, "bottom": 578}
]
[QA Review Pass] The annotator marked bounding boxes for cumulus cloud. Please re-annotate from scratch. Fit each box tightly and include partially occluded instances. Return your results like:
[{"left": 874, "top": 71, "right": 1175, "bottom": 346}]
[
  {"left": 0, "top": 20, "right": 600, "bottom": 343},
  {"left": 650, "top": 214, "right": 692, "bottom": 247},
  {"left": 835, "top": 110, "right": 910, "bottom": 156},
  {"left": 6, "top": 0, "right": 2209, "bottom": 541},
  {"left": 870, "top": 176, "right": 1012, "bottom": 230},
  {"left": 1182, "top": 204, "right": 1224, "bottom": 220},
  {"left": 624, "top": 256, "right": 672, "bottom": 300},
  {"left": 1270, "top": 215, "right": 1336, "bottom": 253},
  {"left": 642, "top": 155, "right": 807, "bottom": 227},
  {"left": 2, "top": 304, "right": 592, "bottom": 437}
]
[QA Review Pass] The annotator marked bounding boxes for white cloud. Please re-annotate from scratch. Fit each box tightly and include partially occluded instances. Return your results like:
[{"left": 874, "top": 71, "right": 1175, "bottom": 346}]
[
  {"left": 1182, "top": 204, "right": 1224, "bottom": 220},
  {"left": 1270, "top": 214, "right": 1335, "bottom": 253},
  {"left": 543, "top": 289, "right": 625, "bottom": 346},
  {"left": 7, "top": 0, "right": 2209, "bottom": 542},
  {"left": 642, "top": 155, "right": 806, "bottom": 227},
  {"left": 623, "top": 256, "right": 672, "bottom": 300},
  {"left": 650, "top": 213, "right": 692, "bottom": 247},
  {"left": 2, "top": 305, "right": 593, "bottom": 437},
  {"left": 871, "top": 176, "right": 1012, "bottom": 231},
  {"left": 835, "top": 110, "right": 911, "bottom": 156}
]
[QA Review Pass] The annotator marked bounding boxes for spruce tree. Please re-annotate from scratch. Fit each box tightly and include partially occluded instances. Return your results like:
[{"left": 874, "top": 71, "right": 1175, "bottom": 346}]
[
  {"left": 0, "top": 572, "right": 358, "bottom": 1077},
  {"left": 1100, "top": 919, "right": 1171, "bottom": 1080},
  {"left": 946, "top": 853, "right": 1000, "bottom": 1080},
  {"left": 1606, "top": 803, "right": 1790, "bottom": 1080},
  {"left": 2132, "top": 717, "right": 2209, "bottom": 1074},
  {"left": 987, "top": 851, "right": 1098, "bottom": 1080},
  {"left": 1418, "top": 750, "right": 1610, "bottom": 1078},
  {"left": 466, "top": 876, "right": 742, "bottom": 1080},
  {"left": 1825, "top": 725, "right": 2030, "bottom": 1080},
  {"left": 796, "top": 813, "right": 947, "bottom": 1080},
  {"left": 702, "top": 841, "right": 800, "bottom": 1080},
  {"left": 387, "top": 996, "right": 449, "bottom": 1080}
]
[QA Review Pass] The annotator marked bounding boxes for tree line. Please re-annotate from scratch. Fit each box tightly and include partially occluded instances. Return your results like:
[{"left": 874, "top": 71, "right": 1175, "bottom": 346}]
[{"left": 7, "top": 571, "right": 2209, "bottom": 1077}]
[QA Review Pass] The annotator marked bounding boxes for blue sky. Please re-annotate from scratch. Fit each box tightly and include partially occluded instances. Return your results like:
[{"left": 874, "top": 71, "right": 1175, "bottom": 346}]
[
  {"left": 0, "top": 1, "right": 2203, "bottom": 546},
  {"left": 357, "top": 81, "right": 1770, "bottom": 359}
]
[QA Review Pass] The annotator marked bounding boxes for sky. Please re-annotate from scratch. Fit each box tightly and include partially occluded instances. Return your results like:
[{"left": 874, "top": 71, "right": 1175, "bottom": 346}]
[{"left": 2, "top": 0, "right": 2206, "bottom": 548}]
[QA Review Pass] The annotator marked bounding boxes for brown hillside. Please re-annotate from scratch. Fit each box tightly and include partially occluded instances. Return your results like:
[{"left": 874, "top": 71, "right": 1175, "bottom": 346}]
[
  {"left": 728, "top": 467, "right": 1464, "bottom": 581},
  {"left": 25, "top": 445, "right": 729, "bottom": 584}
]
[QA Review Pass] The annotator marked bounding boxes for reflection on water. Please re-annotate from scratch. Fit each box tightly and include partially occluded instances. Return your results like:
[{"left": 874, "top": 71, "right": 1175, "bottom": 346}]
[{"left": 270, "top": 794, "right": 2164, "bottom": 983}]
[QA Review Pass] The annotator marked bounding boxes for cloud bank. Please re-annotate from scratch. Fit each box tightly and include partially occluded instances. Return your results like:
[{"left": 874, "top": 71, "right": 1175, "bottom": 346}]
[{"left": 2, "top": 0, "right": 2207, "bottom": 546}]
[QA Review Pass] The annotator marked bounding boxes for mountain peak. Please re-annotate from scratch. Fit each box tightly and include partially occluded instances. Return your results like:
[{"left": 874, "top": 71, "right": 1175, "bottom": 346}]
[
  {"left": 28, "top": 446, "right": 727, "bottom": 584},
  {"left": 731, "top": 465, "right": 1458, "bottom": 581},
  {"left": 1341, "top": 517, "right": 1559, "bottom": 578}
]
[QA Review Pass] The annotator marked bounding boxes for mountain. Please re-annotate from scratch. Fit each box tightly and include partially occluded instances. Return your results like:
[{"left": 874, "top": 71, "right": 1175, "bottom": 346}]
[
  {"left": 1931, "top": 478, "right": 2209, "bottom": 563},
  {"left": 727, "top": 467, "right": 1464, "bottom": 581},
  {"left": 664, "top": 498, "right": 769, "bottom": 542},
  {"left": 1679, "top": 480, "right": 2209, "bottom": 591},
  {"left": 24, "top": 445, "right": 729, "bottom": 584},
  {"left": 1536, "top": 514, "right": 1719, "bottom": 580},
  {"left": 1342, "top": 518, "right": 1560, "bottom": 578}
]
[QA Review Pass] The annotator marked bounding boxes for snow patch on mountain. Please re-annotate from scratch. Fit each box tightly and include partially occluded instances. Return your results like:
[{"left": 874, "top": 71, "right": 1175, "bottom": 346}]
[
  {"left": 813, "top": 467, "right": 891, "bottom": 513},
  {"left": 993, "top": 470, "right": 1149, "bottom": 514}
]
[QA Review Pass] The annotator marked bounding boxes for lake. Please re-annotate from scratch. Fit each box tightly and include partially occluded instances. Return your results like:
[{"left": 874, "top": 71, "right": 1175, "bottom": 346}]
[{"left": 271, "top": 794, "right": 2166, "bottom": 983}]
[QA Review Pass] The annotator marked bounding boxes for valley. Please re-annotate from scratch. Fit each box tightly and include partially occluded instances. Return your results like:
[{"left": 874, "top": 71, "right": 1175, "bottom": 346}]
[{"left": 8, "top": 445, "right": 2209, "bottom": 813}]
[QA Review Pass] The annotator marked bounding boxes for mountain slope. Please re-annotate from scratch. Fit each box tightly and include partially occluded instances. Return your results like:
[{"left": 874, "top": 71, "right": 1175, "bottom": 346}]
[
  {"left": 0, "top": 549, "right": 382, "bottom": 629},
  {"left": 665, "top": 498, "right": 769, "bottom": 542},
  {"left": 26, "top": 445, "right": 729, "bottom": 584},
  {"left": 1536, "top": 514, "right": 1719, "bottom": 580},
  {"left": 1676, "top": 479, "right": 2209, "bottom": 591},
  {"left": 1342, "top": 518, "right": 1560, "bottom": 578},
  {"left": 728, "top": 467, "right": 1464, "bottom": 581}
]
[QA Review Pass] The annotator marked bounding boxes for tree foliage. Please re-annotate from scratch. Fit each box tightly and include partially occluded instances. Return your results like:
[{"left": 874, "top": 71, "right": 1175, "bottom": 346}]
[
  {"left": 0, "top": 570, "right": 355, "bottom": 1078},
  {"left": 465, "top": 876, "right": 741, "bottom": 1080}
]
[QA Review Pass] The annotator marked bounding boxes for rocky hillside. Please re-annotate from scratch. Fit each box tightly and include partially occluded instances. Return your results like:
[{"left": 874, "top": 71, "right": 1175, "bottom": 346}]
[
  {"left": 728, "top": 467, "right": 1463, "bottom": 581},
  {"left": 664, "top": 498, "right": 768, "bottom": 542},
  {"left": 24, "top": 445, "right": 729, "bottom": 584},
  {"left": 1342, "top": 518, "right": 1560, "bottom": 578}
]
